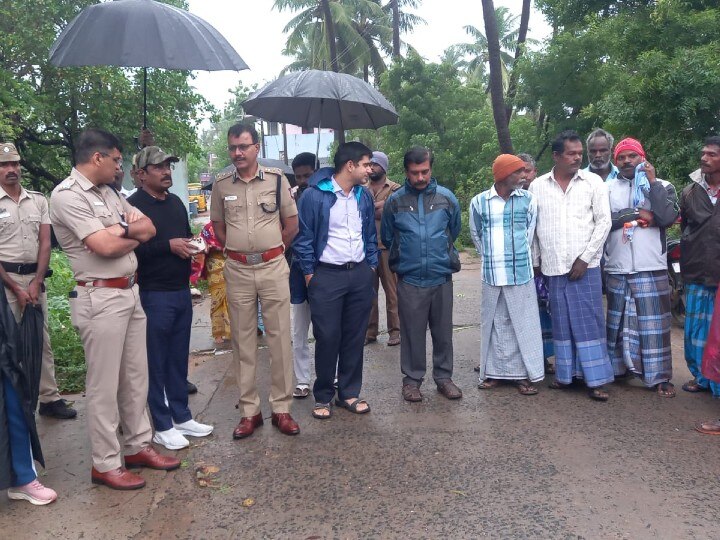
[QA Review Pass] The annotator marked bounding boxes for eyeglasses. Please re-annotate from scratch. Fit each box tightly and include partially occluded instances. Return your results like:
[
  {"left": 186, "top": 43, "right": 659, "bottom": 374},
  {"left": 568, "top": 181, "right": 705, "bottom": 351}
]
[{"left": 228, "top": 143, "right": 258, "bottom": 153}]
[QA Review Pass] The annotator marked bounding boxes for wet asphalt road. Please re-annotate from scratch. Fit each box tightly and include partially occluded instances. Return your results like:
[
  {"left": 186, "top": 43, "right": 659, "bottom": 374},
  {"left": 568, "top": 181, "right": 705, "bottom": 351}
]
[{"left": 1, "top": 254, "right": 719, "bottom": 539}]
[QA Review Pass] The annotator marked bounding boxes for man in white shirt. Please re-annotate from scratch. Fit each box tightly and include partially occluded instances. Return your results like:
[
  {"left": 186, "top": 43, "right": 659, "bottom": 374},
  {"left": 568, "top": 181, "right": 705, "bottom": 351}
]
[
  {"left": 293, "top": 142, "right": 378, "bottom": 419},
  {"left": 529, "top": 130, "right": 614, "bottom": 401}
]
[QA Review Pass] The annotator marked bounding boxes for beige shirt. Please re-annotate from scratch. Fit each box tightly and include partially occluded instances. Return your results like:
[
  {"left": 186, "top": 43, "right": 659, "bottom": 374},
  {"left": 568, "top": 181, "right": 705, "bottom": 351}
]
[
  {"left": 529, "top": 168, "right": 611, "bottom": 276},
  {"left": 210, "top": 165, "right": 297, "bottom": 253},
  {"left": 50, "top": 168, "right": 140, "bottom": 281},
  {"left": 0, "top": 186, "right": 50, "bottom": 264},
  {"left": 369, "top": 178, "right": 401, "bottom": 249}
]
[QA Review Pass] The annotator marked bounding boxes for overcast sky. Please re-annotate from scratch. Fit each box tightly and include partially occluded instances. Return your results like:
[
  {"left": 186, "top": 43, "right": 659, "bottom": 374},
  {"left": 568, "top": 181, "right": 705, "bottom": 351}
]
[{"left": 186, "top": 0, "right": 551, "bottom": 114}]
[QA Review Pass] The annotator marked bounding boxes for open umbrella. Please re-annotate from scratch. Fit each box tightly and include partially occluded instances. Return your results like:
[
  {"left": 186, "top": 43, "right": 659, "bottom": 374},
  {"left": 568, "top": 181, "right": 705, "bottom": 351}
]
[
  {"left": 49, "top": 0, "right": 248, "bottom": 127},
  {"left": 242, "top": 70, "right": 399, "bottom": 159}
]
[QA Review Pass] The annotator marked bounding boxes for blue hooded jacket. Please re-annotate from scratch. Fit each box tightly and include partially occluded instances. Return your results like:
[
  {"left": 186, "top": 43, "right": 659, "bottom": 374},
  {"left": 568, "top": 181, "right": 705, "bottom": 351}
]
[
  {"left": 381, "top": 178, "right": 461, "bottom": 287},
  {"left": 293, "top": 168, "right": 378, "bottom": 277}
]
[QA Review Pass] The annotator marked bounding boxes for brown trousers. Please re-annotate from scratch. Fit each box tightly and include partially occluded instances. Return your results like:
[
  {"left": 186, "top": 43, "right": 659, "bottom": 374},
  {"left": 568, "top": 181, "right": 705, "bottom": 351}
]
[
  {"left": 5, "top": 272, "right": 60, "bottom": 404},
  {"left": 366, "top": 249, "right": 400, "bottom": 340},
  {"left": 70, "top": 285, "right": 153, "bottom": 472},
  {"left": 224, "top": 255, "right": 293, "bottom": 417}
]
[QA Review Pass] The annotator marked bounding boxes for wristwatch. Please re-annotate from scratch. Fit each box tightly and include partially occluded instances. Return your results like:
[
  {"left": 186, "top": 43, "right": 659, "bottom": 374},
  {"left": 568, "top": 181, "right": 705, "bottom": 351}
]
[{"left": 119, "top": 221, "right": 130, "bottom": 238}]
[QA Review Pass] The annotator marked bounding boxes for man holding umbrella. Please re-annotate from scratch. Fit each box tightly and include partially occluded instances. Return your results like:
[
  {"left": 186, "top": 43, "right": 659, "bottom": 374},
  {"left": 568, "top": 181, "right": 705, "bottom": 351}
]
[{"left": 210, "top": 124, "right": 300, "bottom": 439}]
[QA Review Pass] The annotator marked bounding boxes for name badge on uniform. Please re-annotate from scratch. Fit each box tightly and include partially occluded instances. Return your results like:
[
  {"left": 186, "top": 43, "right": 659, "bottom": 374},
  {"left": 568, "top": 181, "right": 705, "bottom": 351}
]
[
  {"left": 93, "top": 201, "right": 105, "bottom": 206},
  {"left": 224, "top": 195, "right": 238, "bottom": 201}
]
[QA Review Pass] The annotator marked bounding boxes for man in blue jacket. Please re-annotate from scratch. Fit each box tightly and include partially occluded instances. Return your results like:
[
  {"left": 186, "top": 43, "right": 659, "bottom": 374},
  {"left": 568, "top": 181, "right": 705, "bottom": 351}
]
[
  {"left": 294, "top": 142, "right": 378, "bottom": 419},
  {"left": 381, "top": 147, "right": 462, "bottom": 402}
]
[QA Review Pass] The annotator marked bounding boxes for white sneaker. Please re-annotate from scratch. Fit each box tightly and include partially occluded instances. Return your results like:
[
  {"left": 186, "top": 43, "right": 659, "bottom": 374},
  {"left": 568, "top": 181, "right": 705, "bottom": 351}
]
[
  {"left": 152, "top": 428, "right": 190, "bottom": 450},
  {"left": 173, "top": 419, "right": 214, "bottom": 437},
  {"left": 8, "top": 479, "right": 58, "bottom": 505}
]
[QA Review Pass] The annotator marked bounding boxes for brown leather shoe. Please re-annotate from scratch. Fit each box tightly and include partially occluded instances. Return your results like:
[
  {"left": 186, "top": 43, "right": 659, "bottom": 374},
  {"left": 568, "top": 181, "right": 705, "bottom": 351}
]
[
  {"left": 124, "top": 446, "right": 181, "bottom": 471},
  {"left": 402, "top": 384, "right": 423, "bottom": 402},
  {"left": 271, "top": 413, "right": 300, "bottom": 436},
  {"left": 91, "top": 467, "right": 145, "bottom": 490},
  {"left": 437, "top": 380, "right": 463, "bottom": 400},
  {"left": 232, "top": 413, "right": 264, "bottom": 439}
]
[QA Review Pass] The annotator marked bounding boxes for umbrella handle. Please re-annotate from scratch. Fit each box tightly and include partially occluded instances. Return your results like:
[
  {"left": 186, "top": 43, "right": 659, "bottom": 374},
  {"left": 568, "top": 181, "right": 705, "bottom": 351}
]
[
  {"left": 143, "top": 67, "right": 148, "bottom": 130},
  {"left": 315, "top": 99, "right": 322, "bottom": 170}
]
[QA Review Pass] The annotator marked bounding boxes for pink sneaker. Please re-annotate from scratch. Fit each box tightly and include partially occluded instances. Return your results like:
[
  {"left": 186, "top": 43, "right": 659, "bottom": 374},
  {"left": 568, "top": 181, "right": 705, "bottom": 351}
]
[{"left": 7, "top": 479, "right": 58, "bottom": 505}]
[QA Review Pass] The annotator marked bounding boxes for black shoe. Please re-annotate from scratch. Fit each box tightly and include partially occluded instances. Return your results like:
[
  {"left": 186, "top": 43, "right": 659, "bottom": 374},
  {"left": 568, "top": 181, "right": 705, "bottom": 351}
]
[
  {"left": 39, "top": 399, "right": 77, "bottom": 420},
  {"left": 187, "top": 381, "right": 198, "bottom": 395}
]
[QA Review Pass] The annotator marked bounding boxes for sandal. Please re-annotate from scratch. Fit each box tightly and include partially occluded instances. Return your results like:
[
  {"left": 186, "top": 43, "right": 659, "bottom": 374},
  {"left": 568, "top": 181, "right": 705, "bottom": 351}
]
[
  {"left": 517, "top": 380, "right": 538, "bottom": 396},
  {"left": 548, "top": 380, "right": 571, "bottom": 390},
  {"left": 695, "top": 419, "right": 720, "bottom": 435},
  {"left": 312, "top": 403, "right": 332, "bottom": 420},
  {"left": 588, "top": 387, "right": 609, "bottom": 402},
  {"left": 478, "top": 378, "right": 501, "bottom": 389},
  {"left": 293, "top": 385, "right": 310, "bottom": 399},
  {"left": 656, "top": 382, "right": 676, "bottom": 398},
  {"left": 334, "top": 398, "right": 370, "bottom": 414},
  {"left": 682, "top": 379, "right": 709, "bottom": 393}
]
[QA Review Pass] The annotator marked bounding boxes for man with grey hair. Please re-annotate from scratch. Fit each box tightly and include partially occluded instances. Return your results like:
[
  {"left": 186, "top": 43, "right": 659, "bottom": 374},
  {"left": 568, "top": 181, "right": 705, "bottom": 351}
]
[
  {"left": 517, "top": 153, "right": 537, "bottom": 190},
  {"left": 584, "top": 129, "right": 619, "bottom": 181}
]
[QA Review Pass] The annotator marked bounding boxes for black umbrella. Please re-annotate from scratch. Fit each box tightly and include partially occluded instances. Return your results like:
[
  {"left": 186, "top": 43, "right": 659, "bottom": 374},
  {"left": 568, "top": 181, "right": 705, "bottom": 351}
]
[
  {"left": 49, "top": 0, "right": 249, "bottom": 127},
  {"left": 243, "top": 70, "right": 399, "bottom": 131}
]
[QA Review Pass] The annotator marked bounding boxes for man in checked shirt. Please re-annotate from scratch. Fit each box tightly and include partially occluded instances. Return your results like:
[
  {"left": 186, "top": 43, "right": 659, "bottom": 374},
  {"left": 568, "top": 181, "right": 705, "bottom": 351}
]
[{"left": 529, "top": 130, "right": 614, "bottom": 401}]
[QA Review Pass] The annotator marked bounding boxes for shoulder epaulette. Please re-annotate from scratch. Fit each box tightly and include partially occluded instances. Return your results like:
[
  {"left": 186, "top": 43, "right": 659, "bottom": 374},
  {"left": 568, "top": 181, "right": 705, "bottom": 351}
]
[
  {"left": 215, "top": 170, "right": 234, "bottom": 182},
  {"left": 57, "top": 178, "right": 76, "bottom": 190}
]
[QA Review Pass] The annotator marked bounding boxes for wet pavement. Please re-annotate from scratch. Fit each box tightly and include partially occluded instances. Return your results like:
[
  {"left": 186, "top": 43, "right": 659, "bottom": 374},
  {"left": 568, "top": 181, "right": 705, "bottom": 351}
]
[{"left": 1, "top": 253, "right": 719, "bottom": 539}]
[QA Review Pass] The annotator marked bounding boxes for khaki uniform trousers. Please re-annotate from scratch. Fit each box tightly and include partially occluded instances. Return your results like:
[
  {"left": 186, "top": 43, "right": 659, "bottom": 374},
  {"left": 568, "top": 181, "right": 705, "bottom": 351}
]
[
  {"left": 4, "top": 272, "right": 60, "bottom": 404},
  {"left": 70, "top": 285, "right": 152, "bottom": 472},
  {"left": 224, "top": 255, "right": 293, "bottom": 417},
  {"left": 367, "top": 249, "right": 400, "bottom": 340}
]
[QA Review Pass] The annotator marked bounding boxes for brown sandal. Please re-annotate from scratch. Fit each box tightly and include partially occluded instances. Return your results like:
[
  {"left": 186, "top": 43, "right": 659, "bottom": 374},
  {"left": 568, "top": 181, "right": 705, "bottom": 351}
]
[
  {"left": 517, "top": 380, "right": 538, "bottom": 396},
  {"left": 656, "top": 382, "right": 676, "bottom": 398},
  {"left": 695, "top": 420, "right": 720, "bottom": 435},
  {"left": 588, "top": 387, "right": 609, "bottom": 401},
  {"left": 549, "top": 380, "right": 570, "bottom": 390},
  {"left": 682, "top": 379, "right": 708, "bottom": 393},
  {"left": 478, "top": 378, "right": 501, "bottom": 389}
]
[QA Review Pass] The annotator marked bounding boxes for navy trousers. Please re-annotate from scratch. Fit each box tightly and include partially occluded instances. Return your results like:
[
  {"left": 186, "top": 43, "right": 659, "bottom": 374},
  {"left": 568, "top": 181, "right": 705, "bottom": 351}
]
[
  {"left": 2, "top": 375, "right": 36, "bottom": 486},
  {"left": 307, "top": 261, "right": 374, "bottom": 404},
  {"left": 140, "top": 289, "right": 193, "bottom": 432}
]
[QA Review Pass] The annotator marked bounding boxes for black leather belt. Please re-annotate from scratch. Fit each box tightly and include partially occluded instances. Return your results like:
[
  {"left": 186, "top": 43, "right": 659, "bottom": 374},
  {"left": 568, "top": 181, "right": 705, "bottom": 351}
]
[
  {"left": 1, "top": 262, "right": 38, "bottom": 275},
  {"left": 317, "top": 261, "right": 362, "bottom": 270}
]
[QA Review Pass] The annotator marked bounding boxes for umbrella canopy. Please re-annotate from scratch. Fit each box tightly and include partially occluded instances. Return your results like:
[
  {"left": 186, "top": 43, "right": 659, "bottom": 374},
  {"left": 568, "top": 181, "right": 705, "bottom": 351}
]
[
  {"left": 243, "top": 70, "right": 399, "bottom": 131},
  {"left": 49, "top": 0, "right": 248, "bottom": 126}
]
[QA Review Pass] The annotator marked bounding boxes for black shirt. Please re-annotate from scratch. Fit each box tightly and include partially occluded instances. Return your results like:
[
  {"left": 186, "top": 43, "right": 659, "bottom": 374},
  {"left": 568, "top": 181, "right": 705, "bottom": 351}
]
[{"left": 127, "top": 189, "right": 191, "bottom": 291}]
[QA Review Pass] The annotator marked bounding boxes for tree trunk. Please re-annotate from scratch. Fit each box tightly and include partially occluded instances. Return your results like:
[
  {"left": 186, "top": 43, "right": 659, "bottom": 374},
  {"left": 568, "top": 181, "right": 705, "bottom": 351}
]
[
  {"left": 320, "top": 0, "right": 340, "bottom": 73},
  {"left": 481, "top": 0, "right": 513, "bottom": 153},
  {"left": 391, "top": 0, "right": 401, "bottom": 59},
  {"left": 504, "top": 0, "right": 530, "bottom": 126}
]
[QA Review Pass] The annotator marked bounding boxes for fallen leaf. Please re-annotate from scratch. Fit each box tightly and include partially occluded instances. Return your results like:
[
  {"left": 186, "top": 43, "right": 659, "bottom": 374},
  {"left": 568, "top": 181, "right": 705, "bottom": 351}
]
[
  {"left": 242, "top": 498, "right": 255, "bottom": 507},
  {"left": 449, "top": 490, "right": 467, "bottom": 496}
]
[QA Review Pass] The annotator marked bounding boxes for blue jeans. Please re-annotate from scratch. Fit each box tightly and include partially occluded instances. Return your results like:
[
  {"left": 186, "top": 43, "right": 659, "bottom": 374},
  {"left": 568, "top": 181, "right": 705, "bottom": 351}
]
[
  {"left": 2, "top": 375, "right": 36, "bottom": 486},
  {"left": 140, "top": 289, "right": 193, "bottom": 432}
]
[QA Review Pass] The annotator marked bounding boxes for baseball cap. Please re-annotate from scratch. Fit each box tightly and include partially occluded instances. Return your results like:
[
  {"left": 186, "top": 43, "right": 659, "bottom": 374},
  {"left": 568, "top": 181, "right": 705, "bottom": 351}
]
[
  {"left": 0, "top": 143, "right": 21, "bottom": 163},
  {"left": 135, "top": 146, "right": 179, "bottom": 169}
]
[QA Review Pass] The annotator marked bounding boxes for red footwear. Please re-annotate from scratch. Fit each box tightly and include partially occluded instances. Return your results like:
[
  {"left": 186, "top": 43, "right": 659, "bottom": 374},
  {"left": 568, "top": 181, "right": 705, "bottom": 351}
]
[
  {"left": 271, "top": 413, "right": 300, "bottom": 435},
  {"left": 91, "top": 467, "right": 146, "bottom": 490},
  {"left": 233, "top": 413, "right": 263, "bottom": 439},
  {"left": 124, "top": 446, "right": 181, "bottom": 471}
]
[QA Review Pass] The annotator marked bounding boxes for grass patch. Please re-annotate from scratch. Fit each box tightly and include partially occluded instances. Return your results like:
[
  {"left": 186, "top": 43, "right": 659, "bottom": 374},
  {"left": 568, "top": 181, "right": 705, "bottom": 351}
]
[{"left": 47, "top": 250, "right": 85, "bottom": 393}]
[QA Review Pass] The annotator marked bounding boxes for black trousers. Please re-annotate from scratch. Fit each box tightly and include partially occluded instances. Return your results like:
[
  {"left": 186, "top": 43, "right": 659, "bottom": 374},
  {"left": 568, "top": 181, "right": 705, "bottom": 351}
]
[{"left": 307, "top": 261, "right": 374, "bottom": 404}]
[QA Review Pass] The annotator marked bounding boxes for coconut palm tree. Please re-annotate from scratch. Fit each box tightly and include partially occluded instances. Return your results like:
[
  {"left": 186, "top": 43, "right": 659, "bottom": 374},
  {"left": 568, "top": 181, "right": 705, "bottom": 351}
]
[{"left": 384, "top": 0, "right": 425, "bottom": 59}]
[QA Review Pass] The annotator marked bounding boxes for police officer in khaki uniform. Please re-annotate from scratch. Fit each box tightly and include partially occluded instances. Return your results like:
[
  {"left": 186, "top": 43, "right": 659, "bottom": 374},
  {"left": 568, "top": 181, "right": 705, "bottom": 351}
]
[
  {"left": 50, "top": 129, "right": 180, "bottom": 490},
  {"left": 0, "top": 143, "right": 76, "bottom": 420},
  {"left": 210, "top": 123, "right": 300, "bottom": 439}
]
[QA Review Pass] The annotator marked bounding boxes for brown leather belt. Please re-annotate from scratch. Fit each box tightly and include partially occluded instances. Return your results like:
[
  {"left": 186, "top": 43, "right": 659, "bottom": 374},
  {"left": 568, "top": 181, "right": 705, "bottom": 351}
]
[
  {"left": 227, "top": 246, "right": 284, "bottom": 265},
  {"left": 77, "top": 274, "right": 137, "bottom": 289}
]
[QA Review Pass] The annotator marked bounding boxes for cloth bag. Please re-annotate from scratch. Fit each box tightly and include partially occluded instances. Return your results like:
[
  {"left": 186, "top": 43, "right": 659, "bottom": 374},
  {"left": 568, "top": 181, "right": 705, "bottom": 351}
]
[{"left": 701, "top": 290, "right": 720, "bottom": 383}]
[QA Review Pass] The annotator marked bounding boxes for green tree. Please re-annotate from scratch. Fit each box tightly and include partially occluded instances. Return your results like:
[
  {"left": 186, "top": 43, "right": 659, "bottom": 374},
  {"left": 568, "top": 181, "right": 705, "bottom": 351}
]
[
  {"left": 520, "top": 0, "right": 720, "bottom": 183},
  {"left": 0, "top": 0, "right": 211, "bottom": 191}
]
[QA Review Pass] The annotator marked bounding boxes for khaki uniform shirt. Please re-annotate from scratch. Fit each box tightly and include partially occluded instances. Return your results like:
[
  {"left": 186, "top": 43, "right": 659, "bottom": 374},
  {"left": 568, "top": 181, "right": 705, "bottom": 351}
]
[
  {"left": 0, "top": 186, "right": 50, "bottom": 264},
  {"left": 370, "top": 178, "right": 401, "bottom": 249},
  {"left": 50, "top": 168, "right": 140, "bottom": 281},
  {"left": 210, "top": 164, "right": 297, "bottom": 253}
]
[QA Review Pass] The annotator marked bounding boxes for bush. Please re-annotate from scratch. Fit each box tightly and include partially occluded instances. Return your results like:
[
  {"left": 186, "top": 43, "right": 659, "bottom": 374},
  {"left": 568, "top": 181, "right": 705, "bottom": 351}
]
[{"left": 46, "top": 250, "right": 85, "bottom": 393}]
